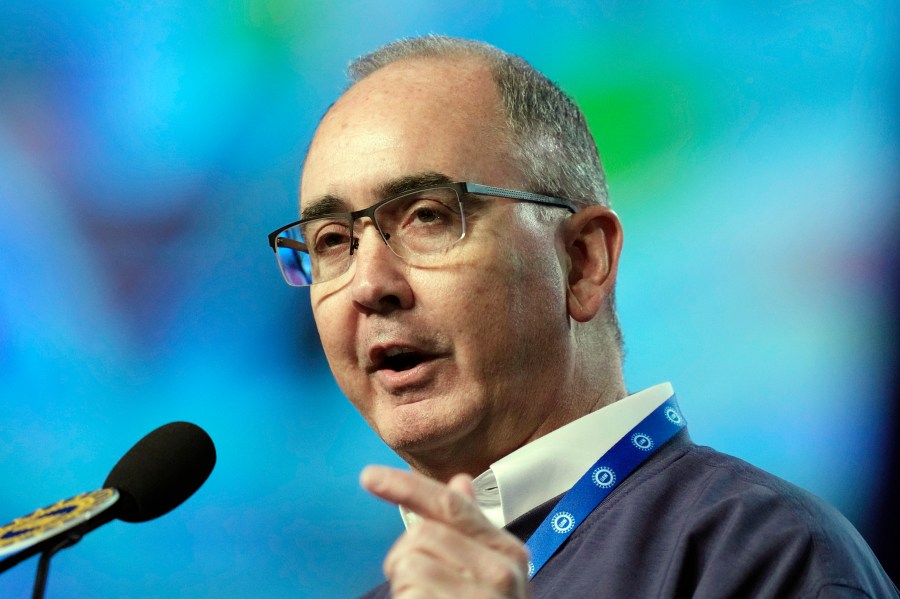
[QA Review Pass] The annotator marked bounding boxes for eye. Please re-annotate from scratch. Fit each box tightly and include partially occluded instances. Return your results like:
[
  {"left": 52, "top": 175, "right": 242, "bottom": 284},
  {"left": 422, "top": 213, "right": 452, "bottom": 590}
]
[
  {"left": 318, "top": 231, "right": 350, "bottom": 249},
  {"left": 304, "top": 220, "right": 352, "bottom": 255},
  {"left": 401, "top": 199, "right": 455, "bottom": 228},
  {"left": 373, "top": 188, "right": 463, "bottom": 253},
  {"left": 411, "top": 204, "right": 442, "bottom": 224}
]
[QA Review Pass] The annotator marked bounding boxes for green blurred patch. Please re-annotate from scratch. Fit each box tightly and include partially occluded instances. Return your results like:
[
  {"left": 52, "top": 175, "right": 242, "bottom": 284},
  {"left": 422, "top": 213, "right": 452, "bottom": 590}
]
[
  {"left": 570, "top": 77, "right": 699, "bottom": 178},
  {"left": 216, "top": 0, "right": 319, "bottom": 58},
  {"left": 577, "top": 82, "right": 695, "bottom": 175},
  {"left": 556, "top": 54, "right": 737, "bottom": 215}
]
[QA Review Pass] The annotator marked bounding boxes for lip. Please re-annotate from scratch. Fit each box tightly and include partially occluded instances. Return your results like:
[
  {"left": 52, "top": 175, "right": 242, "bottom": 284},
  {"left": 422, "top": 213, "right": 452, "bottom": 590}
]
[
  {"left": 366, "top": 343, "right": 446, "bottom": 393},
  {"left": 374, "top": 357, "right": 444, "bottom": 393}
]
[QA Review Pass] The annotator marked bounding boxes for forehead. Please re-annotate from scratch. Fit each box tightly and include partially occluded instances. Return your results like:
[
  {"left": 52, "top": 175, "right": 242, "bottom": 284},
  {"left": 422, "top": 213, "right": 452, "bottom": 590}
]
[{"left": 300, "top": 57, "right": 523, "bottom": 211}]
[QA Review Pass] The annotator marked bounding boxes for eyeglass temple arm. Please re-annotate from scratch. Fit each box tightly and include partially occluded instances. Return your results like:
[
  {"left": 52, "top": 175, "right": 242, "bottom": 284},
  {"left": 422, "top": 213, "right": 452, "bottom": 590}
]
[
  {"left": 462, "top": 183, "right": 579, "bottom": 213},
  {"left": 273, "top": 237, "right": 306, "bottom": 252}
]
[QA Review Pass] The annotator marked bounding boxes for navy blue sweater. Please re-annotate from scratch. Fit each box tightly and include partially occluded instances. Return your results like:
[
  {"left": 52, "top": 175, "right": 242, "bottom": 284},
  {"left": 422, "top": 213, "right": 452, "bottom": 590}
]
[{"left": 362, "top": 432, "right": 897, "bottom": 598}]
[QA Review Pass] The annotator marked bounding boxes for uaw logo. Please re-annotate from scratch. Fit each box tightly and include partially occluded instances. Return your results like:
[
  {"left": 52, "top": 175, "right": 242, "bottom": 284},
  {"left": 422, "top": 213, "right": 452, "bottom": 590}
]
[
  {"left": 631, "top": 432, "right": 654, "bottom": 451},
  {"left": 550, "top": 511, "right": 575, "bottom": 534},
  {"left": 591, "top": 466, "right": 616, "bottom": 489},
  {"left": 664, "top": 406, "right": 683, "bottom": 426},
  {"left": 527, "top": 561, "right": 536, "bottom": 577}
]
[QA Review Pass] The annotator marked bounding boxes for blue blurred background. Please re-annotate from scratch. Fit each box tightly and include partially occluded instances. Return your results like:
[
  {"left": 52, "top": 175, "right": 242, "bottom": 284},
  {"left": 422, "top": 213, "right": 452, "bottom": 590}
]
[{"left": 1, "top": 1, "right": 897, "bottom": 597}]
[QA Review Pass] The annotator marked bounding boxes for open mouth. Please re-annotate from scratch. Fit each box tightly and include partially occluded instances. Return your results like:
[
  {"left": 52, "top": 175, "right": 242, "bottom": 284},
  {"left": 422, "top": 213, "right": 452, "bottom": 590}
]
[{"left": 380, "top": 348, "right": 429, "bottom": 372}]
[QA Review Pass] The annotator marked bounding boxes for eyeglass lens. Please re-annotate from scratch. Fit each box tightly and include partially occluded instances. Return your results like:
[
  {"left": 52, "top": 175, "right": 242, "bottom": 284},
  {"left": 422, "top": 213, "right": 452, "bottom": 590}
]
[{"left": 275, "top": 187, "right": 465, "bottom": 286}]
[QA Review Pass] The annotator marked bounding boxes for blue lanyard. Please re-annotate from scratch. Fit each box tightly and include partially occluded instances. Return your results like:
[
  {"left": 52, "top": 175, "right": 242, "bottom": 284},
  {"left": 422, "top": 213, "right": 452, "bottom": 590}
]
[{"left": 524, "top": 395, "right": 686, "bottom": 579}]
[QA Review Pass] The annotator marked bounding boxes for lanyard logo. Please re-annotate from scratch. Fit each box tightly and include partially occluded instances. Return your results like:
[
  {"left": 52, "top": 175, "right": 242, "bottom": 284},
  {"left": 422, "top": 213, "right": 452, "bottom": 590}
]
[
  {"left": 665, "top": 406, "right": 684, "bottom": 425},
  {"left": 550, "top": 512, "right": 576, "bottom": 534},
  {"left": 631, "top": 432, "right": 654, "bottom": 451},
  {"left": 591, "top": 466, "right": 616, "bottom": 488}
]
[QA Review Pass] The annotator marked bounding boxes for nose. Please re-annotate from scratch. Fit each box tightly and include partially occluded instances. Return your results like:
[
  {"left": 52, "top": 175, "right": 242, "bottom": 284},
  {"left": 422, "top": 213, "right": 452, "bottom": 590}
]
[{"left": 349, "top": 223, "right": 414, "bottom": 314}]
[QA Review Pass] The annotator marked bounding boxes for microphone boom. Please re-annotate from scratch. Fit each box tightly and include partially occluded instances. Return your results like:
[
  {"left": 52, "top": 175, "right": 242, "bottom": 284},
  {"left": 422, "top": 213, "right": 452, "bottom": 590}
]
[{"left": 0, "top": 422, "right": 216, "bottom": 574}]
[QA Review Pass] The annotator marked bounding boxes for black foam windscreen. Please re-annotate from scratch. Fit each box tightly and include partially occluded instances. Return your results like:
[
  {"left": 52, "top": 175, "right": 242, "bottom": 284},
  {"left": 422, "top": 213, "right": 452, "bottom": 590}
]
[{"left": 103, "top": 422, "right": 216, "bottom": 523}]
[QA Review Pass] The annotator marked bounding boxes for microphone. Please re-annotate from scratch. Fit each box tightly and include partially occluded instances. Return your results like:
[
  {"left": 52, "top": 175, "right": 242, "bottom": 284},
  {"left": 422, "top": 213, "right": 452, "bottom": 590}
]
[
  {"left": 104, "top": 421, "right": 216, "bottom": 523},
  {"left": 0, "top": 421, "right": 216, "bottom": 574}
]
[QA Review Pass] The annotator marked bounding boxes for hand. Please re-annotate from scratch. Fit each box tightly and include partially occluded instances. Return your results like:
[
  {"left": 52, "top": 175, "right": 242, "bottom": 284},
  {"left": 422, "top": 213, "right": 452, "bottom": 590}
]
[{"left": 361, "top": 465, "right": 532, "bottom": 599}]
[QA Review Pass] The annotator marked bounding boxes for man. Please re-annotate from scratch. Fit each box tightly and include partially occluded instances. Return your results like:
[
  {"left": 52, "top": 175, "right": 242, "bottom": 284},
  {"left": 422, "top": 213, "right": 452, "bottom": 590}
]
[{"left": 267, "top": 36, "right": 897, "bottom": 597}]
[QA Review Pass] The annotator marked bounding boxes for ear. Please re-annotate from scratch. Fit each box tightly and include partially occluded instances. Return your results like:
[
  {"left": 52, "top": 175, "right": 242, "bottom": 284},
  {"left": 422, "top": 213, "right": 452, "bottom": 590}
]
[{"left": 562, "top": 205, "right": 623, "bottom": 323}]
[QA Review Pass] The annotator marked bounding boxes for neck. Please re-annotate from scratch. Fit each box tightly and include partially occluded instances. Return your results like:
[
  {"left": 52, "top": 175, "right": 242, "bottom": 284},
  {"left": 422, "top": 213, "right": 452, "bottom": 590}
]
[{"left": 402, "top": 373, "right": 627, "bottom": 484}]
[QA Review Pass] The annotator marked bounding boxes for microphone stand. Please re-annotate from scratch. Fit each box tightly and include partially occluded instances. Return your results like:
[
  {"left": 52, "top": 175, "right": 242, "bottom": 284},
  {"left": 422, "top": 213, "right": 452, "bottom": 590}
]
[{"left": 32, "top": 533, "right": 82, "bottom": 599}]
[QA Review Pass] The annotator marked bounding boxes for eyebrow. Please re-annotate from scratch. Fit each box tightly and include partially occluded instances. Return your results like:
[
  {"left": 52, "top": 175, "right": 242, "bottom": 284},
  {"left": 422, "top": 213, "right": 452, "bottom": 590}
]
[
  {"left": 300, "top": 194, "right": 348, "bottom": 220},
  {"left": 300, "top": 171, "right": 456, "bottom": 220},
  {"left": 377, "top": 171, "right": 454, "bottom": 199}
]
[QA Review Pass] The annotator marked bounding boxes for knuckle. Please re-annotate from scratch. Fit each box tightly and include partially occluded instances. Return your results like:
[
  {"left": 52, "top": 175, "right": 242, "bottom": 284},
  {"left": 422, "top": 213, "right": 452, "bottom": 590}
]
[
  {"left": 387, "top": 554, "right": 447, "bottom": 599},
  {"left": 385, "top": 550, "right": 417, "bottom": 582},
  {"left": 383, "top": 536, "right": 411, "bottom": 578},
  {"left": 483, "top": 558, "right": 521, "bottom": 592},
  {"left": 497, "top": 531, "right": 531, "bottom": 565}
]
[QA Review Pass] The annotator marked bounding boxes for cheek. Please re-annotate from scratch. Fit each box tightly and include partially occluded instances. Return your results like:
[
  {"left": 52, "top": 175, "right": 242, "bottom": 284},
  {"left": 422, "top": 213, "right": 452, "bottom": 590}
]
[
  {"left": 436, "top": 235, "right": 565, "bottom": 356},
  {"left": 312, "top": 307, "right": 371, "bottom": 415},
  {"left": 495, "top": 232, "right": 569, "bottom": 355},
  {"left": 310, "top": 294, "right": 357, "bottom": 376}
]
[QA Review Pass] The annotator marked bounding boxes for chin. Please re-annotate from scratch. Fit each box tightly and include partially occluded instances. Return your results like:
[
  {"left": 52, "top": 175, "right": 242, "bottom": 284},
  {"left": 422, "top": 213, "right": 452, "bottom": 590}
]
[{"left": 376, "top": 403, "right": 479, "bottom": 457}]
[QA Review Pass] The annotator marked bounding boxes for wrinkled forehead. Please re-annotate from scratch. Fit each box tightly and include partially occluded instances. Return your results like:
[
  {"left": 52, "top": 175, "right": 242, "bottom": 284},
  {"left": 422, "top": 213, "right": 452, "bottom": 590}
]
[{"left": 299, "top": 57, "right": 521, "bottom": 212}]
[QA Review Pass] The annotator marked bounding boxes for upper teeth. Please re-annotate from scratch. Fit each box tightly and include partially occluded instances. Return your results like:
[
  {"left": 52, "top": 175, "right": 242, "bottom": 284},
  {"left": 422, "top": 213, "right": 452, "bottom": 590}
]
[{"left": 385, "top": 347, "right": 414, "bottom": 357}]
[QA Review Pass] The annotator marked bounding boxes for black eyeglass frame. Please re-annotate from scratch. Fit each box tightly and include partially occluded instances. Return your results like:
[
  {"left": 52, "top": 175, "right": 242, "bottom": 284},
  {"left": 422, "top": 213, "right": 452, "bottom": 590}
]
[
  {"left": 266, "top": 182, "right": 582, "bottom": 285},
  {"left": 268, "top": 182, "right": 579, "bottom": 248}
]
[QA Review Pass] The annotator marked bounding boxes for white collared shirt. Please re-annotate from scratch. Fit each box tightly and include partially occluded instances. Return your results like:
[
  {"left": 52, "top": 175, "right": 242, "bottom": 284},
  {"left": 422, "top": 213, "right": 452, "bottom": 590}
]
[{"left": 400, "top": 382, "right": 675, "bottom": 529}]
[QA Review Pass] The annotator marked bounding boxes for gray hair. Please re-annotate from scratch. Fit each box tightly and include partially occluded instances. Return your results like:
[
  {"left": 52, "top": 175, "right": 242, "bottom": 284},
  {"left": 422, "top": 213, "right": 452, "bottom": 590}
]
[{"left": 347, "top": 35, "right": 609, "bottom": 207}]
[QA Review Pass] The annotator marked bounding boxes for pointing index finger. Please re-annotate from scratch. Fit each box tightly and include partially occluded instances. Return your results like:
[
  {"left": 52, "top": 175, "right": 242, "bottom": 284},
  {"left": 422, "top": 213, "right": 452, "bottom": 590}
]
[{"left": 361, "top": 465, "right": 488, "bottom": 534}]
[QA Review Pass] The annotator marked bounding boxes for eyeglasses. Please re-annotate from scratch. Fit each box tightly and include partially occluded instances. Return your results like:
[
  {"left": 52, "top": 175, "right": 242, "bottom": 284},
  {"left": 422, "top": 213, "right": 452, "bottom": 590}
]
[{"left": 267, "top": 182, "right": 580, "bottom": 287}]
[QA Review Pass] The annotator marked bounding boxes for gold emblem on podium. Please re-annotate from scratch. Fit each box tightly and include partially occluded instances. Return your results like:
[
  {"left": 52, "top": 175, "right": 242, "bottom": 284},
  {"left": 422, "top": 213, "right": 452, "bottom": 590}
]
[{"left": 0, "top": 488, "right": 118, "bottom": 556}]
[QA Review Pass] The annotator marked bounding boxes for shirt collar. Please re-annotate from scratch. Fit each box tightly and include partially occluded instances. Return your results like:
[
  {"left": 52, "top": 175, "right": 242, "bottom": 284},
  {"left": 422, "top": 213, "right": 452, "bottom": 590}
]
[{"left": 401, "top": 382, "right": 675, "bottom": 530}]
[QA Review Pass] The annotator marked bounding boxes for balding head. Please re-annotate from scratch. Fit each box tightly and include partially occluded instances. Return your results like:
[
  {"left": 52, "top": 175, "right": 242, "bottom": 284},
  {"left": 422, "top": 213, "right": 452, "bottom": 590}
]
[{"left": 345, "top": 36, "right": 610, "bottom": 208}]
